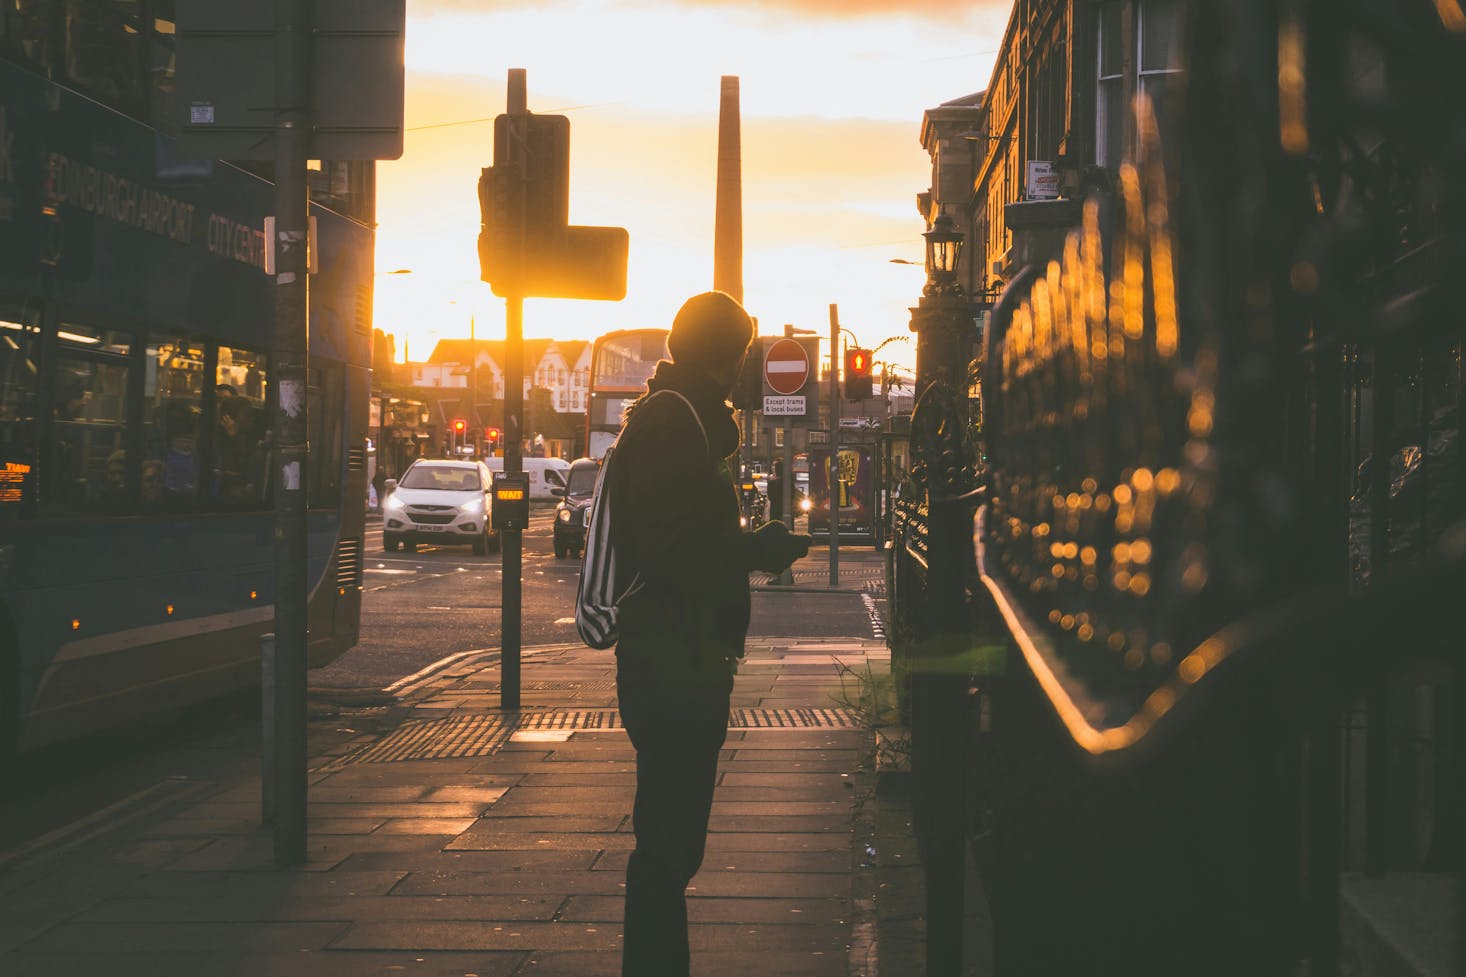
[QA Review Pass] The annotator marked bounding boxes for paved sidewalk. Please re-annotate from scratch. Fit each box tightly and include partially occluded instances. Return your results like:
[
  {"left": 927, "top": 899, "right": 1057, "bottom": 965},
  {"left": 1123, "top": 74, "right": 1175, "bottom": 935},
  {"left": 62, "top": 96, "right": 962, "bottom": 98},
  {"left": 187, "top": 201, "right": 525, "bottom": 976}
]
[{"left": 0, "top": 636, "right": 917, "bottom": 977}]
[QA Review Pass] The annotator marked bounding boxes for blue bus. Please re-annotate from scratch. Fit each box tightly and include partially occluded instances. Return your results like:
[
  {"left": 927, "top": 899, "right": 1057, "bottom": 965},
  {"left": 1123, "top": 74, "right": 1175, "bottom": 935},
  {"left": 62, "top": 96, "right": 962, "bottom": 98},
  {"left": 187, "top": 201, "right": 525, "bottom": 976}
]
[{"left": 0, "top": 7, "right": 372, "bottom": 762}]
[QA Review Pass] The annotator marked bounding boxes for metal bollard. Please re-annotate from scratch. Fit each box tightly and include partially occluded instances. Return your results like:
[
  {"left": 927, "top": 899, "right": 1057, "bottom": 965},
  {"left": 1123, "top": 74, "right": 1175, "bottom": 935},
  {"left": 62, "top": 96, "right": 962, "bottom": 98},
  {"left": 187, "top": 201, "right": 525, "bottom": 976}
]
[{"left": 260, "top": 633, "right": 274, "bottom": 826}]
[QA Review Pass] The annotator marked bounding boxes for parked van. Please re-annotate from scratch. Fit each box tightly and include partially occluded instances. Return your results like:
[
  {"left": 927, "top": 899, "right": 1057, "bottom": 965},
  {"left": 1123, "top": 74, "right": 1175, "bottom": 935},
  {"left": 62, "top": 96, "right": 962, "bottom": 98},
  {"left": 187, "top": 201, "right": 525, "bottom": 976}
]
[{"left": 484, "top": 456, "right": 572, "bottom": 501}]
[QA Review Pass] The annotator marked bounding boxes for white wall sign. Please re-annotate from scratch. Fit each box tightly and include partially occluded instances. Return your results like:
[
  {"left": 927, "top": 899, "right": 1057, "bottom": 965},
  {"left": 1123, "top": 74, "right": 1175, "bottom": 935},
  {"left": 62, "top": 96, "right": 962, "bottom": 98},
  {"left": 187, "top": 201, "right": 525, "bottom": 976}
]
[{"left": 1026, "top": 160, "right": 1059, "bottom": 200}]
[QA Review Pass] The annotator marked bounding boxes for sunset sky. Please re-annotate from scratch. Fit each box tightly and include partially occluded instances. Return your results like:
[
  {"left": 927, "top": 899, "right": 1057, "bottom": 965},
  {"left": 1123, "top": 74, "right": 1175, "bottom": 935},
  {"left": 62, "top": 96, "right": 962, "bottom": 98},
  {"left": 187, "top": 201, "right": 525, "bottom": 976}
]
[{"left": 372, "top": 0, "right": 1009, "bottom": 372}]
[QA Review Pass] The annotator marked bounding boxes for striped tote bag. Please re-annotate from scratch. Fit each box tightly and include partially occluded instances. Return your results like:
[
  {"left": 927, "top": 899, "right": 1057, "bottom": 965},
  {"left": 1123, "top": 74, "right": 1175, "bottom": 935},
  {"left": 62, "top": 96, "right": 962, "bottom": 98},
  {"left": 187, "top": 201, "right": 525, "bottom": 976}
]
[{"left": 574, "top": 389, "right": 705, "bottom": 649}]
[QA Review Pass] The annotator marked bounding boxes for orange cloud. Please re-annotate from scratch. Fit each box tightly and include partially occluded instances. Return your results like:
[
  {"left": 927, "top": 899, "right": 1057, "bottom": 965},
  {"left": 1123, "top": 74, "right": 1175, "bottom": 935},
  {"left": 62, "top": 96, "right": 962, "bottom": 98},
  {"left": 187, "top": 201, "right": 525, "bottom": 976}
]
[{"left": 416, "top": 0, "right": 1012, "bottom": 23}]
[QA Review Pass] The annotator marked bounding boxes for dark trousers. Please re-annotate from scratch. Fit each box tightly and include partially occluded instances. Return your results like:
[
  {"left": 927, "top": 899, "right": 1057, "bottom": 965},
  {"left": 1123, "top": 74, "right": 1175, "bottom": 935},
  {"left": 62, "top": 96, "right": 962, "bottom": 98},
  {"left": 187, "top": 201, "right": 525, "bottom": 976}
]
[{"left": 617, "top": 666, "right": 731, "bottom": 977}]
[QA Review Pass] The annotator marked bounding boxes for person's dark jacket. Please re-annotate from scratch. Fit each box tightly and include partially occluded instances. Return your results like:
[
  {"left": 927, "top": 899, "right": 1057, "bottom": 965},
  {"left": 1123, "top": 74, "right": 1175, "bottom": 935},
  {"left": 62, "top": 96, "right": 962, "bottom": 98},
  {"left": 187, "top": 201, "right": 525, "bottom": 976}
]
[{"left": 611, "top": 360, "right": 803, "bottom": 687}]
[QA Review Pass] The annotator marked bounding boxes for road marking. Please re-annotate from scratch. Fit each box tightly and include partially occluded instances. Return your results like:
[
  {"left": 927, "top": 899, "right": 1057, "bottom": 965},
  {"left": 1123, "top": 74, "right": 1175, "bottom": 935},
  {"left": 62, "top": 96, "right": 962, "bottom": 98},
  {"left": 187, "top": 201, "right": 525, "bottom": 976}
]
[
  {"left": 554, "top": 617, "right": 575, "bottom": 625},
  {"left": 366, "top": 568, "right": 415, "bottom": 575},
  {"left": 383, "top": 642, "right": 587, "bottom": 698},
  {"left": 0, "top": 777, "right": 208, "bottom": 871}
]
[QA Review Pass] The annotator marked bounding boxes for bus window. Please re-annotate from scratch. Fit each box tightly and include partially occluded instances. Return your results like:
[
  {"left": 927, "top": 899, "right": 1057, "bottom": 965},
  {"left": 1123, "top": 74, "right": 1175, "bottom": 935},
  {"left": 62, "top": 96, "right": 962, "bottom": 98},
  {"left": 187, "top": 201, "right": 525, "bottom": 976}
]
[
  {"left": 3, "top": 0, "right": 55, "bottom": 74},
  {"left": 586, "top": 328, "right": 668, "bottom": 460},
  {"left": 49, "top": 356, "right": 130, "bottom": 511},
  {"left": 62, "top": 0, "right": 147, "bottom": 118},
  {"left": 0, "top": 301, "right": 42, "bottom": 515},
  {"left": 145, "top": 336, "right": 206, "bottom": 508},
  {"left": 213, "top": 346, "right": 269, "bottom": 509},
  {"left": 47, "top": 321, "right": 133, "bottom": 513},
  {"left": 308, "top": 360, "right": 344, "bottom": 506}
]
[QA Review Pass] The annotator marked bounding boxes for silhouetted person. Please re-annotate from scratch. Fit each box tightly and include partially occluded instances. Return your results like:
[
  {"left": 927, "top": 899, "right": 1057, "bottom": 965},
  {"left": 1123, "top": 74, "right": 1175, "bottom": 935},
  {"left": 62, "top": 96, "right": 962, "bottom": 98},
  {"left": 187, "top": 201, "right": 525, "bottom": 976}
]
[
  {"left": 97, "top": 448, "right": 129, "bottom": 511},
  {"left": 140, "top": 458, "right": 164, "bottom": 506},
  {"left": 161, "top": 400, "right": 201, "bottom": 500},
  {"left": 610, "top": 291, "right": 812, "bottom": 977},
  {"left": 213, "top": 397, "right": 254, "bottom": 502},
  {"left": 767, "top": 459, "right": 785, "bottom": 524}
]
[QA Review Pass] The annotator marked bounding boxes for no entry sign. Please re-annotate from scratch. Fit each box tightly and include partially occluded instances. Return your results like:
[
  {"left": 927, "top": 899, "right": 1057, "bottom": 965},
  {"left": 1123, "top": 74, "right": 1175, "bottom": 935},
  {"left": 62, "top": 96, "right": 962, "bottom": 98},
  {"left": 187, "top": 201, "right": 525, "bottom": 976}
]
[{"left": 764, "top": 338, "right": 810, "bottom": 395}]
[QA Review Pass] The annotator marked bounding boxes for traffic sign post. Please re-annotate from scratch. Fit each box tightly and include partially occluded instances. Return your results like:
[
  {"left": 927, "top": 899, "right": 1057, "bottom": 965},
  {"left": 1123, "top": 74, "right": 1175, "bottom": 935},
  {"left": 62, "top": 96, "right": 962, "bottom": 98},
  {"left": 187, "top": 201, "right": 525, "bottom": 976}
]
[
  {"left": 760, "top": 335, "right": 819, "bottom": 426},
  {"left": 175, "top": 0, "right": 406, "bottom": 869}
]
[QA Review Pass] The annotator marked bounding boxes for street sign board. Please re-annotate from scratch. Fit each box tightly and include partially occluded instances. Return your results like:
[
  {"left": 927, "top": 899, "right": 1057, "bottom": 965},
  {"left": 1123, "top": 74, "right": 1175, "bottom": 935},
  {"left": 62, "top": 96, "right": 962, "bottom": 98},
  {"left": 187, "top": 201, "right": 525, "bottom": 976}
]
[
  {"left": 757, "top": 335, "right": 820, "bottom": 428},
  {"left": 764, "top": 338, "right": 810, "bottom": 395},
  {"left": 764, "top": 396, "right": 806, "bottom": 415},
  {"left": 175, "top": 0, "right": 406, "bottom": 161}
]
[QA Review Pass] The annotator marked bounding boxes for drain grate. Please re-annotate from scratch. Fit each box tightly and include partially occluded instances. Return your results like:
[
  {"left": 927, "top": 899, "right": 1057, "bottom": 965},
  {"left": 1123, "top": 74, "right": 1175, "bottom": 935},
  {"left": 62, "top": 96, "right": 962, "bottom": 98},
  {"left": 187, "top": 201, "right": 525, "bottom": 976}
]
[{"left": 349, "top": 707, "right": 858, "bottom": 764}]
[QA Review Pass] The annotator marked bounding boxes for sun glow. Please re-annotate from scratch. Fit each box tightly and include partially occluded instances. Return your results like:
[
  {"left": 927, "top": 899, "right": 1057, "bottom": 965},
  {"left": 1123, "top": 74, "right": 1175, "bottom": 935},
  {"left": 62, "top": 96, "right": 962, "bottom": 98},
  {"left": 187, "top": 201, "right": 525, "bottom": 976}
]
[{"left": 375, "top": 0, "right": 1009, "bottom": 371}]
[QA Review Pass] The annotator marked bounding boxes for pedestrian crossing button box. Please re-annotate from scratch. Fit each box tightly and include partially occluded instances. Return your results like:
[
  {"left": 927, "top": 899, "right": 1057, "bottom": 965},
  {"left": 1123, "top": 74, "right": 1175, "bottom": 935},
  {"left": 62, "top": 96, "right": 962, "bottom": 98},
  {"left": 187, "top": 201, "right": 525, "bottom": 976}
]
[{"left": 492, "top": 471, "right": 531, "bottom": 530}]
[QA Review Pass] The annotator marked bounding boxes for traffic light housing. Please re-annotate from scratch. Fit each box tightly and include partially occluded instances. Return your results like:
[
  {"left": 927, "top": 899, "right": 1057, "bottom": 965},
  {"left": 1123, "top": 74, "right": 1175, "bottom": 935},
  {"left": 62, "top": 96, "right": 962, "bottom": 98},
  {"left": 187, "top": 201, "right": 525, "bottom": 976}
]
[
  {"left": 477, "top": 114, "right": 570, "bottom": 287},
  {"left": 452, "top": 418, "right": 467, "bottom": 435},
  {"left": 476, "top": 112, "right": 628, "bottom": 301},
  {"left": 844, "top": 348, "right": 873, "bottom": 400},
  {"left": 485, "top": 427, "right": 502, "bottom": 454}
]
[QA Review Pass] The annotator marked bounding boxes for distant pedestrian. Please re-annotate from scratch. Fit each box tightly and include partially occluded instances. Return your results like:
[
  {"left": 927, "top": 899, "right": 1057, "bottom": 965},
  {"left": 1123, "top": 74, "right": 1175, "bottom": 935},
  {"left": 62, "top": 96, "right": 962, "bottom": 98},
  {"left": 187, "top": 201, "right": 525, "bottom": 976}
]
[
  {"left": 610, "top": 290, "right": 812, "bottom": 977},
  {"left": 767, "top": 459, "right": 785, "bottom": 524}
]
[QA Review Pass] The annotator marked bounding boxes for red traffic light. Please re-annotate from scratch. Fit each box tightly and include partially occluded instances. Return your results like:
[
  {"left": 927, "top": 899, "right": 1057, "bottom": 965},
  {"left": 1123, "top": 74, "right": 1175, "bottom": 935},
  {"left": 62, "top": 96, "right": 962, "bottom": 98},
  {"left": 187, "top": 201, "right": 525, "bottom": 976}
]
[
  {"left": 844, "top": 347, "right": 873, "bottom": 400},
  {"left": 485, "top": 426, "right": 501, "bottom": 441},
  {"left": 452, "top": 418, "right": 466, "bottom": 434}
]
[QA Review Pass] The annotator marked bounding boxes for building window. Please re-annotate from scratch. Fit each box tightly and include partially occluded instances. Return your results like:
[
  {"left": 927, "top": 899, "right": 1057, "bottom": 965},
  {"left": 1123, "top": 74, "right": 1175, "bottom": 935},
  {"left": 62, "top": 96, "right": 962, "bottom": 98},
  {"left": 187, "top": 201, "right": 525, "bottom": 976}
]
[
  {"left": 1096, "top": 2, "right": 1124, "bottom": 168},
  {"left": 1138, "top": 0, "right": 1183, "bottom": 135},
  {"left": 1097, "top": 0, "right": 1184, "bottom": 168}
]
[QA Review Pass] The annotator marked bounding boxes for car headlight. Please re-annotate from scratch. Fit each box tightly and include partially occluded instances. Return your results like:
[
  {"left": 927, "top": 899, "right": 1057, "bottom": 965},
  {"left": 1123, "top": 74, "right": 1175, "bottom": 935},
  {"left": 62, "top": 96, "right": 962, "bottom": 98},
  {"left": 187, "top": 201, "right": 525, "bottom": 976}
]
[
  {"left": 799, "top": 497, "right": 813, "bottom": 512},
  {"left": 385, "top": 494, "right": 405, "bottom": 512},
  {"left": 460, "top": 497, "right": 484, "bottom": 514},
  {"left": 557, "top": 509, "right": 571, "bottom": 523}
]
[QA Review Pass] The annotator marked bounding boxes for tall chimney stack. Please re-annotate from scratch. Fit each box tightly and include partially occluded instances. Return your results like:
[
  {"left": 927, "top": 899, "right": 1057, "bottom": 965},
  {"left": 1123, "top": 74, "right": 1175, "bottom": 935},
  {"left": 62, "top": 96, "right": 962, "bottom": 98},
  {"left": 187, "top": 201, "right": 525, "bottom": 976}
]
[{"left": 713, "top": 75, "right": 743, "bottom": 304}]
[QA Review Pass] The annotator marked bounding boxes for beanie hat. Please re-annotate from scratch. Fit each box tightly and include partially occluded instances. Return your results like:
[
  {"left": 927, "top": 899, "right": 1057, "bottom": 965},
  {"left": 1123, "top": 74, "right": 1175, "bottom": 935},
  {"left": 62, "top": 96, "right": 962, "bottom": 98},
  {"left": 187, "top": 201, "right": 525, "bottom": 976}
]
[{"left": 667, "top": 291, "right": 754, "bottom": 370}]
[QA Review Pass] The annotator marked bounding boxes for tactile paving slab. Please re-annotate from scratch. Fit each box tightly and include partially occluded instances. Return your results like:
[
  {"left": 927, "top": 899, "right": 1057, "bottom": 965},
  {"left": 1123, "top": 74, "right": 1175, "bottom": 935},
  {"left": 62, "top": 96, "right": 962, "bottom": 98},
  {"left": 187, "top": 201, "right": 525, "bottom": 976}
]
[{"left": 351, "top": 707, "right": 858, "bottom": 764}]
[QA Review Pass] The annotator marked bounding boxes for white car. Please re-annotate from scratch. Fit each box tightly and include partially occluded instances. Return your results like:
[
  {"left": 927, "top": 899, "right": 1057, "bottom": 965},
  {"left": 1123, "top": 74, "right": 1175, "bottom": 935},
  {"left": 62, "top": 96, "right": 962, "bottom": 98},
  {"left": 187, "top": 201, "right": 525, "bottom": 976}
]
[{"left": 383, "top": 459, "right": 499, "bottom": 555}]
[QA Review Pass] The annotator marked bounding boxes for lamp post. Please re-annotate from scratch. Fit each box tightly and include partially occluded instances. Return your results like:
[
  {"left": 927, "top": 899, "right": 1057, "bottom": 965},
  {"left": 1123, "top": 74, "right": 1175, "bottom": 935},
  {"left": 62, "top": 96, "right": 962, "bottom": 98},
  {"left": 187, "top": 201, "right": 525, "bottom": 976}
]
[{"left": 906, "top": 210, "right": 980, "bottom": 977}]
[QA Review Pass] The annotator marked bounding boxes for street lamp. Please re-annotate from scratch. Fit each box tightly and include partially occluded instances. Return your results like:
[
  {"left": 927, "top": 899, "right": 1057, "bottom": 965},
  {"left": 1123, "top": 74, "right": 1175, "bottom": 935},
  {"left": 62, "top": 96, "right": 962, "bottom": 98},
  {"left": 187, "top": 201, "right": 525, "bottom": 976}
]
[{"left": 922, "top": 213, "right": 964, "bottom": 296}]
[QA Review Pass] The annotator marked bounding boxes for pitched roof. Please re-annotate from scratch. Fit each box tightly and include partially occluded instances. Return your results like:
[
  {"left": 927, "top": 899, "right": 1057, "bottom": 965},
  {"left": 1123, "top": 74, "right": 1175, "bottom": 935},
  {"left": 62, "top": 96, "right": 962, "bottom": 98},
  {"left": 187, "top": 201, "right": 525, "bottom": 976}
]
[
  {"left": 556, "top": 340, "right": 590, "bottom": 365},
  {"left": 422, "top": 337, "right": 592, "bottom": 371}
]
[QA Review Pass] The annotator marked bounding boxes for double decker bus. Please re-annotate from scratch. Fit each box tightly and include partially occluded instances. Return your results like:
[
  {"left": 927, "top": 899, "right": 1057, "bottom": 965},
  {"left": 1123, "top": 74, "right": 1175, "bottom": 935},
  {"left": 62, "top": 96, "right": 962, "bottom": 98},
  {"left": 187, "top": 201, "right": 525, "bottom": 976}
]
[
  {"left": 0, "top": 4, "right": 372, "bottom": 764},
  {"left": 584, "top": 328, "right": 669, "bottom": 459}
]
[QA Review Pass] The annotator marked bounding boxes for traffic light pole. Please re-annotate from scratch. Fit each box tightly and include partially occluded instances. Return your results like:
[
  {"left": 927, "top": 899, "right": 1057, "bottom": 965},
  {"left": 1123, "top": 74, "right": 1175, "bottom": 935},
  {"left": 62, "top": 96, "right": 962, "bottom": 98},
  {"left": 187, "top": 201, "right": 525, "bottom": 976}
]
[
  {"left": 477, "top": 69, "right": 626, "bottom": 712},
  {"left": 828, "top": 304, "right": 840, "bottom": 587},
  {"left": 499, "top": 70, "right": 526, "bottom": 712}
]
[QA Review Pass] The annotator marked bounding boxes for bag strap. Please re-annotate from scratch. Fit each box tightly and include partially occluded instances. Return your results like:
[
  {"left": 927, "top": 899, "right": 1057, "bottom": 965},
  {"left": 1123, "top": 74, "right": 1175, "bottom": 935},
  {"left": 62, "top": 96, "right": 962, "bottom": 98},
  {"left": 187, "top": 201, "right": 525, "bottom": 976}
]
[{"left": 641, "top": 388, "right": 708, "bottom": 458}]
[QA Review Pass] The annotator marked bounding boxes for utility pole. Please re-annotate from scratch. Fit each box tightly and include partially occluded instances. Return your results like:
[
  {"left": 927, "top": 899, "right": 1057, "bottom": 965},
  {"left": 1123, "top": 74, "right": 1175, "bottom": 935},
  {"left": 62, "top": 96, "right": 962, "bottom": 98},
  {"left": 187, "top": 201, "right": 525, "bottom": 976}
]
[{"left": 271, "top": 0, "right": 310, "bottom": 868}]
